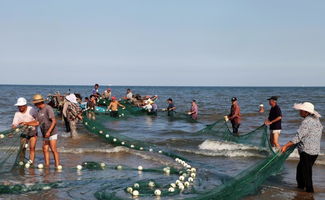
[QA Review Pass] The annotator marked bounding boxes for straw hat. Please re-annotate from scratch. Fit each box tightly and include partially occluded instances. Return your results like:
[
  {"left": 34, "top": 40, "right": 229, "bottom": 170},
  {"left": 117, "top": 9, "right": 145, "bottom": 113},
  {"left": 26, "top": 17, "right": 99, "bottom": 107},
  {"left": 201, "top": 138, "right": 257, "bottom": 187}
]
[
  {"left": 15, "top": 97, "right": 27, "bottom": 106},
  {"left": 65, "top": 93, "right": 78, "bottom": 104},
  {"left": 32, "top": 94, "right": 45, "bottom": 104},
  {"left": 293, "top": 102, "right": 321, "bottom": 118}
]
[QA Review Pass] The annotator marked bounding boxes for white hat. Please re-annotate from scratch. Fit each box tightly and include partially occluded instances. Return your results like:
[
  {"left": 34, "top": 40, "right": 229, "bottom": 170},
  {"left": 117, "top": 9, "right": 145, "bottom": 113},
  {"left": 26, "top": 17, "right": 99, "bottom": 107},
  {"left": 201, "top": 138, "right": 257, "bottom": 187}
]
[
  {"left": 65, "top": 94, "right": 78, "bottom": 104},
  {"left": 293, "top": 102, "right": 321, "bottom": 118},
  {"left": 15, "top": 97, "right": 27, "bottom": 106}
]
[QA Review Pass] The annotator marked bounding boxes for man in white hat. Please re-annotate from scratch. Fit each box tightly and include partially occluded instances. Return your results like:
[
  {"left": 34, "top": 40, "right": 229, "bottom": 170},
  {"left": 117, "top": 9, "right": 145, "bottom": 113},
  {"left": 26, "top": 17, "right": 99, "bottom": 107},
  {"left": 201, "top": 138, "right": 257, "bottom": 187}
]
[
  {"left": 281, "top": 102, "right": 323, "bottom": 193},
  {"left": 62, "top": 94, "right": 82, "bottom": 138},
  {"left": 12, "top": 97, "right": 38, "bottom": 165}
]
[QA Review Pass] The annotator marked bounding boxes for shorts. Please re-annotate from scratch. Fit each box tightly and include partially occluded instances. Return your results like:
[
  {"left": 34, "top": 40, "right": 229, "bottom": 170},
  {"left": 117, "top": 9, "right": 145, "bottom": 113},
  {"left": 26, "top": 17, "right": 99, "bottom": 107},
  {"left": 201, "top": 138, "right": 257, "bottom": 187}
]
[
  {"left": 271, "top": 130, "right": 281, "bottom": 135},
  {"left": 110, "top": 111, "right": 119, "bottom": 118},
  {"left": 43, "top": 134, "right": 58, "bottom": 141}
]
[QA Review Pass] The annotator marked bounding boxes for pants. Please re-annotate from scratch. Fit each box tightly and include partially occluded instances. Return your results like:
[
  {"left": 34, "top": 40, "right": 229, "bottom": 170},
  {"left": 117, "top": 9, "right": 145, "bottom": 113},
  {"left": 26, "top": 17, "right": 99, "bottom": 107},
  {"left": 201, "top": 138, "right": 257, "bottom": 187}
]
[
  {"left": 231, "top": 122, "right": 240, "bottom": 135},
  {"left": 63, "top": 116, "right": 70, "bottom": 132},
  {"left": 110, "top": 111, "right": 119, "bottom": 118},
  {"left": 297, "top": 151, "right": 318, "bottom": 192},
  {"left": 69, "top": 120, "right": 78, "bottom": 138},
  {"left": 167, "top": 111, "right": 175, "bottom": 117}
]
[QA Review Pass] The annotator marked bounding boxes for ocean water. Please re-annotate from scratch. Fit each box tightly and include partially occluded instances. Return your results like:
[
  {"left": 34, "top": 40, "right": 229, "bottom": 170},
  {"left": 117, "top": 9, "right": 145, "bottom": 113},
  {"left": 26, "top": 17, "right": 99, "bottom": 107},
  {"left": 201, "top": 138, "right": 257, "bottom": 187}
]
[{"left": 0, "top": 85, "right": 324, "bottom": 200}]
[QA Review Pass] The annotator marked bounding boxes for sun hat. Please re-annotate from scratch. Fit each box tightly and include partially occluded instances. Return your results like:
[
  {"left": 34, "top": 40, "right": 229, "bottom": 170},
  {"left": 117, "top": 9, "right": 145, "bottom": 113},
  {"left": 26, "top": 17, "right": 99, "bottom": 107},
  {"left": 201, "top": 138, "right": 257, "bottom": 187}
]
[
  {"left": 15, "top": 97, "right": 27, "bottom": 106},
  {"left": 293, "top": 102, "right": 321, "bottom": 118},
  {"left": 66, "top": 94, "right": 78, "bottom": 104},
  {"left": 32, "top": 94, "right": 45, "bottom": 104}
]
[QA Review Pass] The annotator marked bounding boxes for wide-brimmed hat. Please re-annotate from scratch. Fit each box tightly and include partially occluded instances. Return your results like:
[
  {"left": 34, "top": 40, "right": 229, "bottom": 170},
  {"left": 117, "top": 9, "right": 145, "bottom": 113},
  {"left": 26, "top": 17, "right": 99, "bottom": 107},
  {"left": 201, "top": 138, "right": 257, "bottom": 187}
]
[
  {"left": 66, "top": 93, "right": 78, "bottom": 104},
  {"left": 15, "top": 97, "right": 27, "bottom": 106},
  {"left": 293, "top": 102, "right": 321, "bottom": 118},
  {"left": 32, "top": 94, "right": 45, "bottom": 104}
]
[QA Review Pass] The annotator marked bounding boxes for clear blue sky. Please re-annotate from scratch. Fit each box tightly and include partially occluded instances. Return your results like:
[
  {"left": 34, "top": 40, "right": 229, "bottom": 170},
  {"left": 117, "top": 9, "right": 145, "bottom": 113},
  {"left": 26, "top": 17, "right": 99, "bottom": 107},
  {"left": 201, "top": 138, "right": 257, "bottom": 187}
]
[{"left": 0, "top": 0, "right": 324, "bottom": 86}]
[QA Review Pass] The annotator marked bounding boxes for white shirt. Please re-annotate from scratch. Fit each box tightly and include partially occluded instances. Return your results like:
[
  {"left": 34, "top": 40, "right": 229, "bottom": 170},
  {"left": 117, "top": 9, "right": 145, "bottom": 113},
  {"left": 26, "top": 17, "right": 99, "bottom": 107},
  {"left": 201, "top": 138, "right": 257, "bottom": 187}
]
[
  {"left": 12, "top": 106, "right": 37, "bottom": 126},
  {"left": 126, "top": 92, "right": 133, "bottom": 100}
]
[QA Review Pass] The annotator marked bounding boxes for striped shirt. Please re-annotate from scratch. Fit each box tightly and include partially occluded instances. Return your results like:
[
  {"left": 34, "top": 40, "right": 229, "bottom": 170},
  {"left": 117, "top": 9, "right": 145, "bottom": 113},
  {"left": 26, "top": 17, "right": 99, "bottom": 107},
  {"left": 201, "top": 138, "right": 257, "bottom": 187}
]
[{"left": 292, "top": 115, "right": 323, "bottom": 155}]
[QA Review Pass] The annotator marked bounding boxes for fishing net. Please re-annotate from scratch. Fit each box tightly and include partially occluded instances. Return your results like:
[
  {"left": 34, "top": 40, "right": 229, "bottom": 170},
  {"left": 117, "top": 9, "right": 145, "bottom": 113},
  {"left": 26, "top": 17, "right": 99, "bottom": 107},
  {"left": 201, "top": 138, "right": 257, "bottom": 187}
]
[
  {"left": 0, "top": 127, "right": 28, "bottom": 173},
  {"left": 81, "top": 112, "right": 295, "bottom": 200},
  {"left": 198, "top": 119, "right": 271, "bottom": 151},
  {"left": 0, "top": 110, "right": 295, "bottom": 199}
]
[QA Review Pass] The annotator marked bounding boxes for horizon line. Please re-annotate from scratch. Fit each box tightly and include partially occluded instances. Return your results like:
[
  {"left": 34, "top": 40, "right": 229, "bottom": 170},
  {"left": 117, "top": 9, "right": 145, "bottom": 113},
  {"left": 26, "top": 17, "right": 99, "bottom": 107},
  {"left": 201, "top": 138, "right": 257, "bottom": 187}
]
[{"left": 0, "top": 83, "right": 324, "bottom": 88}]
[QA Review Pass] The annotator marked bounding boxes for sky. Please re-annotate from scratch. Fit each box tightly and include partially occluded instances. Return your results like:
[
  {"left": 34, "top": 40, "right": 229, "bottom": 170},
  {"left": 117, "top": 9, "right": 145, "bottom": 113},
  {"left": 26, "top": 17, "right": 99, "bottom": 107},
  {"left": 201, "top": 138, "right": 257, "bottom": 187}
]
[{"left": 0, "top": 0, "right": 324, "bottom": 86}]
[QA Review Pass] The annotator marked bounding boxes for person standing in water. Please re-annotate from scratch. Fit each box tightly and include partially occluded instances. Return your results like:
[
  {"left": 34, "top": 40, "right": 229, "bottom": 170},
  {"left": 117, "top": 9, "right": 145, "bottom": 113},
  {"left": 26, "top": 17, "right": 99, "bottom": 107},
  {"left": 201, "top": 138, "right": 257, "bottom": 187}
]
[
  {"left": 107, "top": 97, "right": 126, "bottom": 118},
  {"left": 12, "top": 97, "right": 38, "bottom": 165},
  {"left": 265, "top": 96, "right": 282, "bottom": 149},
  {"left": 281, "top": 102, "right": 322, "bottom": 193},
  {"left": 164, "top": 98, "right": 176, "bottom": 117},
  {"left": 26, "top": 94, "right": 61, "bottom": 168},
  {"left": 226, "top": 97, "right": 241, "bottom": 135},
  {"left": 126, "top": 88, "right": 133, "bottom": 101},
  {"left": 188, "top": 100, "right": 198, "bottom": 120},
  {"left": 63, "top": 94, "right": 83, "bottom": 138}
]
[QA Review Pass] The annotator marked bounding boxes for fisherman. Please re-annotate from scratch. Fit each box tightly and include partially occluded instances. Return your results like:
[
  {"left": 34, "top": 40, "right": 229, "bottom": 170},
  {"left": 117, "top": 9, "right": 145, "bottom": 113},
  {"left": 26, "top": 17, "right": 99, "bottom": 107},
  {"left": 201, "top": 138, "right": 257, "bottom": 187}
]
[
  {"left": 107, "top": 96, "right": 126, "bottom": 118},
  {"left": 126, "top": 88, "right": 133, "bottom": 100},
  {"left": 225, "top": 97, "right": 241, "bottom": 135},
  {"left": 62, "top": 97, "right": 71, "bottom": 133},
  {"left": 281, "top": 102, "right": 322, "bottom": 193},
  {"left": 164, "top": 98, "right": 176, "bottom": 117},
  {"left": 188, "top": 100, "right": 198, "bottom": 120},
  {"left": 265, "top": 96, "right": 282, "bottom": 149},
  {"left": 26, "top": 94, "right": 61, "bottom": 168},
  {"left": 86, "top": 95, "right": 97, "bottom": 120},
  {"left": 102, "top": 88, "right": 112, "bottom": 100},
  {"left": 87, "top": 95, "right": 97, "bottom": 110},
  {"left": 12, "top": 97, "right": 38, "bottom": 165},
  {"left": 258, "top": 104, "right": 265, "bottom": 113},
  {"left": 62, "top": 94, "right": 83, "bottom": 138},
  {"left": 92, "top": 84, "right": 99, "bottom": 95}
]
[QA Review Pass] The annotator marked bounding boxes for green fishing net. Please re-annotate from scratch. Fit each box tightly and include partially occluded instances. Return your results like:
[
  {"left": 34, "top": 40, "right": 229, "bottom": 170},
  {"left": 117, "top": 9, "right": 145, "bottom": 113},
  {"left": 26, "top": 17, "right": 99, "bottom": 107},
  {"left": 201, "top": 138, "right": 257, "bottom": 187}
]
[
  {"left": 0, "top": 110, "right": 295, "bottom": 199},
  {"left": 0, "top": 127, "right": 28, "bottom": 173},
  {"left": 198, "top": 119, "right": 271, "bottom": 151}
]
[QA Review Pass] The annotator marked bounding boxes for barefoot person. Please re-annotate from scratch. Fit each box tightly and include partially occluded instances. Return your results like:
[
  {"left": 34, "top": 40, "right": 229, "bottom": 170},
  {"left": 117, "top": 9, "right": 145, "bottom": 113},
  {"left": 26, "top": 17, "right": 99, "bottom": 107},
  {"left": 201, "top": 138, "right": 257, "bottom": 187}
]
[
  {"left": 265, "top": 96, "right": 282, "bottom": 149},
  {"left": 27, "top": 94, "right": 60, "bottom": 168},
  {"left": 281, "top": 102, "right": 322, "bottom": 193},
  {"left": 107, "top": 96, "right": 126, "bottom": 118},
  {"left": 12, "top": 97, "right": 38, "bottom": 165}
]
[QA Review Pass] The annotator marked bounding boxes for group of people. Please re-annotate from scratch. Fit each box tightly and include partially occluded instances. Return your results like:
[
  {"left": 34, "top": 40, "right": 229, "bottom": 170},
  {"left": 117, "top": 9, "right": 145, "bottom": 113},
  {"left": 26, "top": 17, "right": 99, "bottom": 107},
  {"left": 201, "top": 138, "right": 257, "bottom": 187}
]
[
  {"left": 11, "top": 85, "right": 323, "bottom": 193},
  {"left": 224, "top": 95, "right": 323, "bottom": 193},
  {"left": 12, "top": 95, "right": 61, "bottom": 168}
]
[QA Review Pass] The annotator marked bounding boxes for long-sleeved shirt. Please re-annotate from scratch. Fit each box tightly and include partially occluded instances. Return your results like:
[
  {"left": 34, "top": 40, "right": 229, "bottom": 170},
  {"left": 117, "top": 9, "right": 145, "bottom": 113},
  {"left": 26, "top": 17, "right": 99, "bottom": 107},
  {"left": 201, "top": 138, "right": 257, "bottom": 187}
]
[
  {"left": 228, "top": 104, "right": 241, "bottom": 124},
  {"left": 292, "top": 115, "right": 323, "bottom": 155}
]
